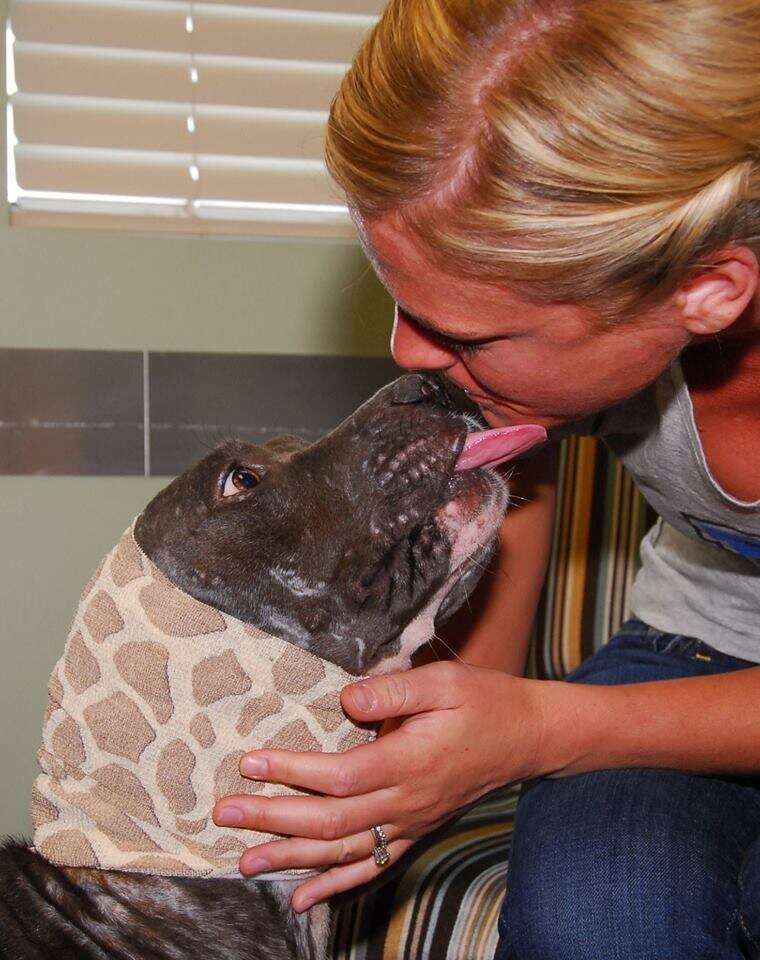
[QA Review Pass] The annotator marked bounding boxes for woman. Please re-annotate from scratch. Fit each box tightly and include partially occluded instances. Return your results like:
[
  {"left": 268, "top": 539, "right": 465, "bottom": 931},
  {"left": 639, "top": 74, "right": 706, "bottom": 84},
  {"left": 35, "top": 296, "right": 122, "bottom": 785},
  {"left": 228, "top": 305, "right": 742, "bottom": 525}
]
[{"left": 213, "top": 1, "right": 760, "bottom": 955}]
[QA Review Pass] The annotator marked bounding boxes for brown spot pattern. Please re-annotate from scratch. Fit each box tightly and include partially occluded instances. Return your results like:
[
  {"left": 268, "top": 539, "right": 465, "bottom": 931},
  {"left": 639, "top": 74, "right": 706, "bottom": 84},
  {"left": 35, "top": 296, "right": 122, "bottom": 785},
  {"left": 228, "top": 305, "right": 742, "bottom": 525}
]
[
  {"left": 156, "top": 740, "right": 197, "bottom": 815},
  {"left": 110, "top": 533, "right": 145, "bottom": 586},
  {"left": 189, "top": 713, "right": 215, "bottom": 748},
  {"left": 192, "top": 650, "right": 251, "bottom": 706},
  {"left": 236, "top": 692, "right": 283, "bottom": 737},
  {"left": 84, "top": 693, "right": 155, "bottom": 762},
  {"left": 307, "top": 691, "right": 345, "bottom": 732},
  {"left": 213, "top": 751, "right": 263, "bottom": 801},
  {"left": 264, "top": 719, "right": 321, "bottom": 753},
  {"left": 213, "top": 837, "right": 247, "bottom": 857},
  {"left": 139, "top": 575, "right": 225, "bottom": 637},
  {"left": 48, "top": 671, "right": 64, "bottom": 710},
  {"left": 38, "top": 830, "right": 99, "bottom": 868},
  {"left": 64, "top": 632, "right": 101, "bottom": 694},
  {"left": 125, "top": 854, "right": 196, "bottom": 876},
  {"left": 92, "top": 764, "right": 159, "bottom": 826},
  {"left": 177, "top": 836, "right": 230, "bottom": 868},
  {"left": 73, "top": 792, "right": 159, "bottom": 853},
  {"left": 114, "top": 641, "right": 173, "bottom": 724},
  {"left": 272, "top": 648, "right": 325, "bottom": 694},
  {"left": 83, "top": 590, "right": 124, "bottom": 644},
  {"left": 51, "top": 717, "right": 86, "bottom": 769},
  {"left": 30, "top": 785, "right": 59, "bottom": 826},
  {"left": 175, "top": 817, "right": 208, "bottom": 835}
]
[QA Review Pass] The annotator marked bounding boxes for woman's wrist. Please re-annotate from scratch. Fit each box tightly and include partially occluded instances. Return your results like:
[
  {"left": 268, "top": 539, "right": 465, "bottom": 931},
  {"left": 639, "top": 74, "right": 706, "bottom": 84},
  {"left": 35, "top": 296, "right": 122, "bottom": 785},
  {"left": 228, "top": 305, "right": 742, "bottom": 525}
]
[
  {"left": 516, "top": 668, "right": 760, "bottom": 782},
  {"left": 511, "top": 676, "right": 620, "bottom": 781},
  {"left": 485, "top": 673, "right": 591, "bottom": 786}
]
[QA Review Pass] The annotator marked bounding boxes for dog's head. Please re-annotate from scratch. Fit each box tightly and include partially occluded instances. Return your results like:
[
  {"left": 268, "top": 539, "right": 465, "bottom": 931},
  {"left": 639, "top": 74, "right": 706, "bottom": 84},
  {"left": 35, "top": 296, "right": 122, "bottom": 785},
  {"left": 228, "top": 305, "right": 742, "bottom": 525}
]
[{"left": 135, "top": 373, "right": 546, "bottom": 675}]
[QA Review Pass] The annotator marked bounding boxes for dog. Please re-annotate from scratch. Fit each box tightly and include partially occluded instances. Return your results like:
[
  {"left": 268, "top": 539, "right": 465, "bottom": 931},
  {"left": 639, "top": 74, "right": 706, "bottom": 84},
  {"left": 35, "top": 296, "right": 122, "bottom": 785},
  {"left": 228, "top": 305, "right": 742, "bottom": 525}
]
[{"left": 0, "top": 373, "right": 545, "bottom": 960}]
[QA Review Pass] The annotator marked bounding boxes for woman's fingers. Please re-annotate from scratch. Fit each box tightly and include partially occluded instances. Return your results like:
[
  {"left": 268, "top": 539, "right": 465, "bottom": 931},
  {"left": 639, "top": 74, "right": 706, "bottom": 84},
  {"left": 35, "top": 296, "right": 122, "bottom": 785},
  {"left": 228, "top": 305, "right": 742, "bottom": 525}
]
[
  {"left": 340, "top": 664, "right": 464, "bottom": 721},
  {"left": 290, "top": 839, "right": 416, "bottom": 913},
  {"left": 213, "top": 788, "right": 401, "bottom": 842},
  {"left": 238, "top": 729, "right": 412, "bottom": 799},
  {"left": 234, "top": 665, "right": 467, "bottom": 799},
  {"left": 238, "top": 822, "right": 396, "bottom": 875}
]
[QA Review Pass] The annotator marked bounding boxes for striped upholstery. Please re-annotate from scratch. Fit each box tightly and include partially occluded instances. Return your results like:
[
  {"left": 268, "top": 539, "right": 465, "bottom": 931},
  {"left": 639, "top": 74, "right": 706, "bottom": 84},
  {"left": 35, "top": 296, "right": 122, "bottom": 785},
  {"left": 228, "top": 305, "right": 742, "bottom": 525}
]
[
  {"left": 330, "top": 438, "right": 655, "bottom": 960},
  {"left": 530, "top": 436, "right": 656, "bottom": 681},
  {"left": 330, "top": 788, "right": 519, "bottom": 960}
]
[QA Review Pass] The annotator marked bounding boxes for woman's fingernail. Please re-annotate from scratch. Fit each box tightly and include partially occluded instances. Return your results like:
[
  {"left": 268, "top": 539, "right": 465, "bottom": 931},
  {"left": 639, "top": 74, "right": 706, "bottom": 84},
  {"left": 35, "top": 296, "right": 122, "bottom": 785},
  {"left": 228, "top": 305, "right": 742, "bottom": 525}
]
[
  {"left": 351, "top": 684, "right": 373, "bottom": 711},
  {"left": 241, "top": 755, "right": 269, "bottom": 778},
  {"left": 242, "top": 857, "right": 271, "bottom": 875},
  {"left": 215, "top": 806, "right": 245, "bottom": 827}
]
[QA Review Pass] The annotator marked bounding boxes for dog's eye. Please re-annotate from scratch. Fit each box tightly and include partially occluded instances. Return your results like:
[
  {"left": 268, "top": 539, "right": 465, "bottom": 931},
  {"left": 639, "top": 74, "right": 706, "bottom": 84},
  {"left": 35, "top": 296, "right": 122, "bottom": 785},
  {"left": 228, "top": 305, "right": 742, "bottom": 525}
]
[{"left": 221, "top": 467, "right": 261, "bottom": 498}]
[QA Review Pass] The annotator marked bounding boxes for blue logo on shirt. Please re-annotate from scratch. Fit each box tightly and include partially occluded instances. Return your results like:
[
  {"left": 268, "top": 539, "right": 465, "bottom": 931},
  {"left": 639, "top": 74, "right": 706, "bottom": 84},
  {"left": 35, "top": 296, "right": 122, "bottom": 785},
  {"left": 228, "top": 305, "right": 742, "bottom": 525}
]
[{"left": 683, "top": 514, "right": 760, "bottom": 567}]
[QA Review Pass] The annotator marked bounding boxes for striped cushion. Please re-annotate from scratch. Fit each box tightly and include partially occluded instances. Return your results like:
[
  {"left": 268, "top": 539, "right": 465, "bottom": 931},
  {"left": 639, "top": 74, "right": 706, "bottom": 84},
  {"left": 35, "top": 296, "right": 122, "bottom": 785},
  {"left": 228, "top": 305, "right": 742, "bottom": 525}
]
[
  {"left": 330, "top": 439, "right": 655, "bottom": 959},
  {"left": 530, "top": 436, "right": 655, "bottom": 681},
  {"left": 329, "top": 787, "right": 519, "bottom": 960}
]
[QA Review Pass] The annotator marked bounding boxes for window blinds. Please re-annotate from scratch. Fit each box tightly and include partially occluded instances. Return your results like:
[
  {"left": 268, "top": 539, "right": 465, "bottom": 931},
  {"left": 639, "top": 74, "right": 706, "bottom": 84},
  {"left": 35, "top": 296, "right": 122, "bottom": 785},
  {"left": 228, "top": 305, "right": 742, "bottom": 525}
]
[{"left": 6, "top": 0, "right": 381, "bottom": 237}]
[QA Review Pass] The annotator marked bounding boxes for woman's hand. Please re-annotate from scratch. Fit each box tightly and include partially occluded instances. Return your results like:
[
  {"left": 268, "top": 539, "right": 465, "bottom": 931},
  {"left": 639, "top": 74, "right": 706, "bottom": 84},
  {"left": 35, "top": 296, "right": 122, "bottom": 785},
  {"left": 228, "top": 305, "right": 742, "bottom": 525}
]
[{"left": 212, "top": 660, "right": 555, "bottom": 912}]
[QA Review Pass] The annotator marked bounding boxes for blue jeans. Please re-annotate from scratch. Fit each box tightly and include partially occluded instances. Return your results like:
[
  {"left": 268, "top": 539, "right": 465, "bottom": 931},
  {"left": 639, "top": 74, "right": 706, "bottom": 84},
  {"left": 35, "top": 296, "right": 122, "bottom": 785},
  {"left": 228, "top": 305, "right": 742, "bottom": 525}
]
[{"left": 495, "top": 618, "right": 760, "bottom": 960}]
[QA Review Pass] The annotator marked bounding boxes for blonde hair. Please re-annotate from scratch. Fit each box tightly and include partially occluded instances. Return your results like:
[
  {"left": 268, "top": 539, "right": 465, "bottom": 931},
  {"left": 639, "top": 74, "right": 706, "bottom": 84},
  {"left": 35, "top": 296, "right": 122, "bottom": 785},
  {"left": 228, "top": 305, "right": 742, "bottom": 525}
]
[{"left": 326, "top": 0, "right": 760, "bottom": 316}]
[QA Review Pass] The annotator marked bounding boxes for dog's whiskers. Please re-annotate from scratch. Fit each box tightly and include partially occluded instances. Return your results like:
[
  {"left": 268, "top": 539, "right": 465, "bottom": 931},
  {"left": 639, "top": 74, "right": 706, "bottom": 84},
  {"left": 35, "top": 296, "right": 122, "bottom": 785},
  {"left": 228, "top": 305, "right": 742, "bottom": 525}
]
[{"left": 430, "top": 631, "right": 477, "bottom": 674}]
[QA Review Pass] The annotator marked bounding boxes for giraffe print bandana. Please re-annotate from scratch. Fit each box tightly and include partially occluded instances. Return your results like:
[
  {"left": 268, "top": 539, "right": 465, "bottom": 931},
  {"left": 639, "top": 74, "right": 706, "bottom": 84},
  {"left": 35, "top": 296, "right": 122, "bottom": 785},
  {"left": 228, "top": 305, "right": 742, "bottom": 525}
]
[{"left": 31, "top": 524, "right": 377, "bottom": 879}]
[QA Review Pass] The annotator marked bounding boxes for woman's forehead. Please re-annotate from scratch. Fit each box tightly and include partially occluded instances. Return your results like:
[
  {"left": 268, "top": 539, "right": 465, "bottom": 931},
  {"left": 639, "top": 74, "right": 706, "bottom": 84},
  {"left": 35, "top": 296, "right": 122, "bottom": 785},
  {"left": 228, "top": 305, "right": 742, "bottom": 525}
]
[
  {"left": 360, "top": 212, "right": 545, "bottom": 334},
  {"left": 358, "top": 212, "right": 426, "bottom": 276}
]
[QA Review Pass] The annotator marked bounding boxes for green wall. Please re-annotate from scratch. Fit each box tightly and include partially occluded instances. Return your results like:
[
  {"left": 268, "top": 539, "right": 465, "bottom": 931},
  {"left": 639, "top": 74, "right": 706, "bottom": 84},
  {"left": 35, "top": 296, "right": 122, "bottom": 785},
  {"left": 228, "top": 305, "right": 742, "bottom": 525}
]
[
  {"left": 0, "top": 0, "right": 395, "bottom": 835},
  {"left": 1, "top": 477, "right": 167, "bottom": 838},
  {"left": 1, "top": 235, "right": 392, "bottom": 839},
  {"left": 0, "top": 231, "right": 393, "bottom": 839},
  {"left": 0, "top": 226, "right": 394, "bottom": 356}
]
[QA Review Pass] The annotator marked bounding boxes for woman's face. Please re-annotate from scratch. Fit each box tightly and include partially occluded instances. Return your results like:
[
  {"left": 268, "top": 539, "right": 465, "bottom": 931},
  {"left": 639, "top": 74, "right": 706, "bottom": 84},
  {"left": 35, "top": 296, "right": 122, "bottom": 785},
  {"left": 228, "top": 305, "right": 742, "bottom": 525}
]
[{"left": 360, "top": 212, "right": 692, "bottom": 430}]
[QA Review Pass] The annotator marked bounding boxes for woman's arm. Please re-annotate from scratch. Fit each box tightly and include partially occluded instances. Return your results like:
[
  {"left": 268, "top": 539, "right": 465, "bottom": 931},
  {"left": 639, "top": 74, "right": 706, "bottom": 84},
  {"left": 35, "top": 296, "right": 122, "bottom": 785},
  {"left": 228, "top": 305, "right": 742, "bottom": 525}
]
[
  {"left": 413, "top": 442, "right": 558, "bottom": 675},
  {"left": 538, "top": 667, "right": 760, "bottom": 779}
]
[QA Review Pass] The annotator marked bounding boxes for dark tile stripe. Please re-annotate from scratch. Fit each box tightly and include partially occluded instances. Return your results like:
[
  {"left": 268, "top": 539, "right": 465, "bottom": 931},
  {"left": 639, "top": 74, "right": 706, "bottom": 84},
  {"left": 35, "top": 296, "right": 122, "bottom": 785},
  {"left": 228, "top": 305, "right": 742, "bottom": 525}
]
[
  {"left": 0, "top": 348, "right": 144, "bottom": 476},
  {"left": 0, "top": 348, "right": 398, "bottom": 477},
  {"left": 148, "top": 352, "right": 399, "bottom": 476}
]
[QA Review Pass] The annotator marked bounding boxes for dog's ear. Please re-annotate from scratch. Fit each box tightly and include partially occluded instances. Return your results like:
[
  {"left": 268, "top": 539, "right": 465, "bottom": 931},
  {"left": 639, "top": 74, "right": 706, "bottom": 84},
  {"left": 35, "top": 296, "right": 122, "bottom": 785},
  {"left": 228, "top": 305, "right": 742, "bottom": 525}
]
[{"left": 263, "top": 435, "right": 309, "bottom": 458}]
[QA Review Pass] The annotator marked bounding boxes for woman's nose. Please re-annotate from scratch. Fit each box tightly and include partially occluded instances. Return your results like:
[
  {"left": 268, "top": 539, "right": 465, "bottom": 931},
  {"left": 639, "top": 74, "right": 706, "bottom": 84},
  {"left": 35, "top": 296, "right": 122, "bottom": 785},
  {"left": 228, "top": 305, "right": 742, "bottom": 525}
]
[{"left": 390, "top": 306, "right": 457, "bottom": 371}]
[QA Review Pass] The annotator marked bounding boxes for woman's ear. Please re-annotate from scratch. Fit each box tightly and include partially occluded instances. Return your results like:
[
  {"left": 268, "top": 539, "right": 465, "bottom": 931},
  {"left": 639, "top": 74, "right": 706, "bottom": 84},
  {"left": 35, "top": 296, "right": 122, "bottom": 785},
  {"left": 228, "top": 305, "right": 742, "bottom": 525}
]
[{"left": 674, "top": 245, "right": 759, "bottom": 336}]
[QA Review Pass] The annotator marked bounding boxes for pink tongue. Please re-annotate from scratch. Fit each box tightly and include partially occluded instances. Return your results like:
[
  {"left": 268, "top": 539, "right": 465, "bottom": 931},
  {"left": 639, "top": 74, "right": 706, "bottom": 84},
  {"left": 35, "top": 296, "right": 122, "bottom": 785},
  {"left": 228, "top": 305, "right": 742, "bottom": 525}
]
[{"left": 455, "top": 425, "right": 547, "bottom": 471}]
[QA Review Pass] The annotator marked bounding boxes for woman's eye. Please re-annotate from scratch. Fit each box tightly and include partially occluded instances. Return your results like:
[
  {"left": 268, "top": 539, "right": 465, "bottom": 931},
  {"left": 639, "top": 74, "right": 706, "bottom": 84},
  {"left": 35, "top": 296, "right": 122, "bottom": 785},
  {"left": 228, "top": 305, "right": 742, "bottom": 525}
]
[
  {"left": 457, "top": 341, "right": 486, "bottom": 357},
  {"left": 221, "top": 467, "right": 261, "bottom": 498}
]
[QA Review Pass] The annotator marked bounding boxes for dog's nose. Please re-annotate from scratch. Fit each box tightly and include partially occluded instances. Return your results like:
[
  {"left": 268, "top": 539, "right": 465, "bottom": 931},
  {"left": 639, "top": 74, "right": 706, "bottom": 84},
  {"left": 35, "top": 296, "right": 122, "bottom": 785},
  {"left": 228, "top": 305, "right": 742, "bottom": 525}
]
[{"left": 390, "top": 373, "right": 452, "bottom": 407}]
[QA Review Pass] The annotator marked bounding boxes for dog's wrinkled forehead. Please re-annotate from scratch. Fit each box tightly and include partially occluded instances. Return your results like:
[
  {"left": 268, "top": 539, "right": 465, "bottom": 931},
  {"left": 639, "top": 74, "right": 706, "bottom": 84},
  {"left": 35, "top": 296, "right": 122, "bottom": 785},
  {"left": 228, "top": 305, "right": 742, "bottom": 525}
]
[{"left": 259, "top": 435, "right": 309, "bottom": 459}]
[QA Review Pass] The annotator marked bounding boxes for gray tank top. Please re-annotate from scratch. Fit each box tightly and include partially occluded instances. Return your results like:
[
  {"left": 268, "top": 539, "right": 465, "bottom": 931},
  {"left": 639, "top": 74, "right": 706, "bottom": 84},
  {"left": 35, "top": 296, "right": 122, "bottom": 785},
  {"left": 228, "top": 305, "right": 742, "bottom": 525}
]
[{"left": 562, "top": 358, "right": 760, "bottom": 662}]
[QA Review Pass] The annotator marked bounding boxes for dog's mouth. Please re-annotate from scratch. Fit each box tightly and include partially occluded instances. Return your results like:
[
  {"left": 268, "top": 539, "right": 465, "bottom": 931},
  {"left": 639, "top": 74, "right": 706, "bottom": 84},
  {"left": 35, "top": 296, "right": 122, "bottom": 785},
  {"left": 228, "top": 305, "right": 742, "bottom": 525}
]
[
  {"left": 365, "top": 420, "right": 546, "bottom": 672},
  {"left": 431, "top": 422, "right": 548, "bottom": 623}
]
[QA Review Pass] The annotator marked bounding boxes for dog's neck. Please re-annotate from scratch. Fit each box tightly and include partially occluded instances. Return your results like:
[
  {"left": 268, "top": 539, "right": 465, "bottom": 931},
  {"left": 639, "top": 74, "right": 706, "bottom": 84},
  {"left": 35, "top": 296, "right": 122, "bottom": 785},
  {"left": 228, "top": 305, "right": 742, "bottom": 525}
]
[{"left": 32, "top": 525, "right": 377, "bottom": 880}]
